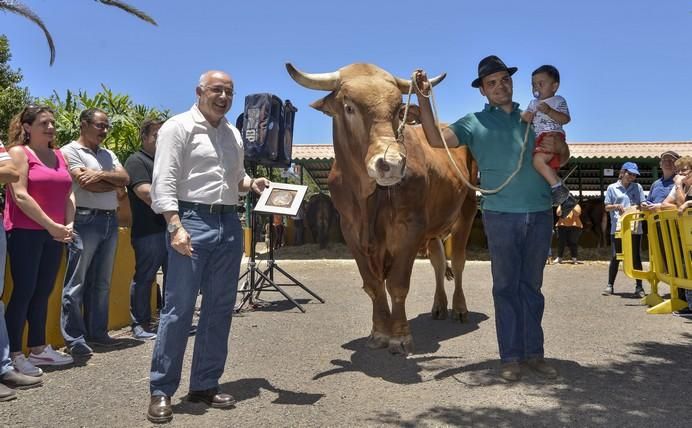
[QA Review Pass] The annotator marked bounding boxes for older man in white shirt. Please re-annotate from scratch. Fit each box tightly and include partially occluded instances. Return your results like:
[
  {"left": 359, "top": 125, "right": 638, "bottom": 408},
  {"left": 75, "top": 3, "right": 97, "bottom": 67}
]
[{"left": 147, "top": 70, "right": 269, "bottom": 423}]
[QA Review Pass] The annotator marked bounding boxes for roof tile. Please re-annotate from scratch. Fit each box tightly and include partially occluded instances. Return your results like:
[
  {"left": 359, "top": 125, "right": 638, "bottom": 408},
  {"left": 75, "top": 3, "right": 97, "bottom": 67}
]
[{"left": 292, "top": 142, "right": 692, "bottom": 161}]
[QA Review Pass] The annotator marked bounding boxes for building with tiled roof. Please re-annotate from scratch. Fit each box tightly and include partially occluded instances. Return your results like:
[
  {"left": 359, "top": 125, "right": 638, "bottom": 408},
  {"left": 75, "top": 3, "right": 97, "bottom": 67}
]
[
  {"left": 293, "top": 142, "right": 692, "bottom": 161},
  {"left": 291, "top": 141, "right": 692, "bottom": 196},
  {"left": 568, "top": 142, "right": 691, "bottom": 160}
]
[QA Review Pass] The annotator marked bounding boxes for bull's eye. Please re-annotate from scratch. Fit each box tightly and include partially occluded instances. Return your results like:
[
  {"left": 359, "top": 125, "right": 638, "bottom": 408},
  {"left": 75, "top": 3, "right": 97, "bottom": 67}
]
[{"left": 344, "top": 103, "right": 354, "bottom": 114}]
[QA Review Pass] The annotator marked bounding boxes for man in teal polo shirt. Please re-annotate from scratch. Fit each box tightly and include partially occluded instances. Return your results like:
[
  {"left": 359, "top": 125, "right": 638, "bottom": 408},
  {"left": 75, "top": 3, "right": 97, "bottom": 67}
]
[{"left": 415, "top": 56, "right": 570, "bottom": 382}]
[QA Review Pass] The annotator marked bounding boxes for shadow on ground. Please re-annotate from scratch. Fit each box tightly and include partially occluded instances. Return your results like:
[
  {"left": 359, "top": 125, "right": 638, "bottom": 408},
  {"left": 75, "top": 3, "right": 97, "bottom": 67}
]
[
  {"left": 91, "top": 338, "right": 143, "bottom": 354},
  {"left": 171, "top": 378, "right": 324, "bottom": 417},
  {"left": 364, "top": 333, "right": 692, "bottom": 427},
  {"left": 236, "top": 297, "right": 314, "bottom": 313},
  {"left": 313, "top": 311, "right": 489, "bottom": 384},
  {"left": 222, "top": 378, "right": 324, "bottom": 404}
]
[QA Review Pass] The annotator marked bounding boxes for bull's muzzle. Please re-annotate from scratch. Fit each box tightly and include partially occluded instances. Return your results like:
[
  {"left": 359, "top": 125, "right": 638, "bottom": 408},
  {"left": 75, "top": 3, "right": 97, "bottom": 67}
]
[{"left": 367, "top": 146, "right": 407, "bottom": 186}]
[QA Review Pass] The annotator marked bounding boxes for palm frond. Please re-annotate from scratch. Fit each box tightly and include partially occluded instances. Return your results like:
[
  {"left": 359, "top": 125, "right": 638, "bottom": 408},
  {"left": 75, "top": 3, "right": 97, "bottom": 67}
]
[
  {"left": 96, "top": 0, "right": 157, "bottom": 26},
  {"left": 0, "top": 0, "right": 56, "bottom": 64}
]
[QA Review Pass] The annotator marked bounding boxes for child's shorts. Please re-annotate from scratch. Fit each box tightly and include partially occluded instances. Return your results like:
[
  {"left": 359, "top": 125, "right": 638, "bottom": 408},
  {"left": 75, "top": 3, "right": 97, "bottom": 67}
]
[{"left": 533, "top": 131, "right": 564, "bottom": 170}]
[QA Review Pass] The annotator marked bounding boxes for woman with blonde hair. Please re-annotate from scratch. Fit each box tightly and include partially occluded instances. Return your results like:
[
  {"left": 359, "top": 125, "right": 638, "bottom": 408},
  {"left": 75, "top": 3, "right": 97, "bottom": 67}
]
[
  {"left": 3, "top": 105, "right": 75, "bottom": 376},
  {"left": 662, "top": 156, "right": 692, "bottom": 212}
]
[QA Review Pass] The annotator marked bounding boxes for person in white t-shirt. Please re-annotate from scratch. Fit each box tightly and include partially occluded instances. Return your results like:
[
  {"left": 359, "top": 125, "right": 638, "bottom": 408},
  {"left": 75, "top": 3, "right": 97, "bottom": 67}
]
[{"left": 521, "top": 65, "right": 575, "bottom": 217}]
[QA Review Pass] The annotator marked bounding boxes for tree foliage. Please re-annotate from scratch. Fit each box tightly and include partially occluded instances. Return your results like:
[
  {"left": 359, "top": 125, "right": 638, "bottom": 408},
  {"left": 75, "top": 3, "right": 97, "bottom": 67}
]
[
  {"left": 0, "top": 0, "right": 156, "bottom": 65},
  {"left": 42, "top": 85, "right": 168, "bottom": 162},
  {"left": 0, "top": 34, "right": 32, "bottom": 143}
]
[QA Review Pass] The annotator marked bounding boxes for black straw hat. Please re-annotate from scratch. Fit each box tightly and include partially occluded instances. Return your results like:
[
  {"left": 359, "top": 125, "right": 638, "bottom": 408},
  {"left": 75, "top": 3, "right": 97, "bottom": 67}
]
[{"left": 471, "top": 55, "right": 518, "bottom": 88}]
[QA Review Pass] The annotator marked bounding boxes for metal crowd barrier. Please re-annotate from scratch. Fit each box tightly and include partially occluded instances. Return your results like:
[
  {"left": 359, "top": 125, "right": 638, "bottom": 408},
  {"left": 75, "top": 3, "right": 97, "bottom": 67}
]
[{"left": 617, "top": 208, "right": 692, "bottom": 314}]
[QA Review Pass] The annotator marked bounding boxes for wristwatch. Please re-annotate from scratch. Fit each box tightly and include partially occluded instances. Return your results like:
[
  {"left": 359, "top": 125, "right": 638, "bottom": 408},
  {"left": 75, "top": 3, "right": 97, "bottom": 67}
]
[{"left": 167, "top": 222, "right": 182, "bottom": 233}]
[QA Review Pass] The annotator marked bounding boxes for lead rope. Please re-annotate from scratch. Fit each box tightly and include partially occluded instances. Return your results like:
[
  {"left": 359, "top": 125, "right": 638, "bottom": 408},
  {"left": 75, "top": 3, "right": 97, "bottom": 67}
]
[{"left": 400, "top": 72, "right": 530, "bottom": 195}]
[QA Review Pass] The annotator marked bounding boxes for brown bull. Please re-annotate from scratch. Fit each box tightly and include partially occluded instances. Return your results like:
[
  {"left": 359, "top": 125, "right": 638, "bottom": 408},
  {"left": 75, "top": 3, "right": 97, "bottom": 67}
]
[
  {"left": 580, "top": 197, "right": 608, "bottom": 247},
  {"left": 287, "top": 63, "right": 478, "bottom": 354}
]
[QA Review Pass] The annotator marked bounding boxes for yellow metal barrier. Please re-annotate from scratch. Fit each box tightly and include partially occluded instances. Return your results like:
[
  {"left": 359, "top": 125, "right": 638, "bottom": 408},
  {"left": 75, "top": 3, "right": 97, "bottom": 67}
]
[
  {"left": 618, "top": 208, "right": 692, "bottom": 313},
  {"left": 1, "top": 228, "right": 147, "bottom": 350},
  {"left": 244, "top": 227, "right": 252, "bottom": 256},
  {"left": 617, "top": 210, "right": 663, "bottom": 307}
]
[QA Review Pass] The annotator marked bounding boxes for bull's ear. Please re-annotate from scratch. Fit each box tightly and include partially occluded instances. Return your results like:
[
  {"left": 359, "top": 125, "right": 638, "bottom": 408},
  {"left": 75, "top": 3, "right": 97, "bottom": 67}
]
[{"left": 310, "top": 92, "right": 337, "bottom": 117}]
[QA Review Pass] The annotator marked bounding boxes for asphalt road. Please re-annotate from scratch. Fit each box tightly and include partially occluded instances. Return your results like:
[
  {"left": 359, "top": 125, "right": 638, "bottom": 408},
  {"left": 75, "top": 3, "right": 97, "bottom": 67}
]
[{"left": 1, "top": 259, "right": 690, "bottom": 427}]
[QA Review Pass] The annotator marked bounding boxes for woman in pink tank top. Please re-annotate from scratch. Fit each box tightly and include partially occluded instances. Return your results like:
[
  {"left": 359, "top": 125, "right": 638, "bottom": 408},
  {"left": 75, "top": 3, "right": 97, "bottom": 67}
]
[{"left": 3, "top": 105, "right": 75, "bottom": 375}]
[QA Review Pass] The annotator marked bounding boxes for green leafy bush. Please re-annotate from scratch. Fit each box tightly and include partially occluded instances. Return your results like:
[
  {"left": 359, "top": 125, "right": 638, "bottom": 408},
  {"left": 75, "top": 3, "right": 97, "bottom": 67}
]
[
  {"left": 42, "top": 85, "right": 168, "bottom": 162},
  {"left": 0, "top": 35, "right": 33, "bottom": 143}
]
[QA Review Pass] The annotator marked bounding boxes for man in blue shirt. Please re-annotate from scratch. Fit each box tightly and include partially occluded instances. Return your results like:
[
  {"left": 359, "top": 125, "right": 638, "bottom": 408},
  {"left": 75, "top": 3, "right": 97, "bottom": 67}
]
[
  {"left": 642, "top": 151, "right": 679, "bottom": 209},
  {"left": 641, "top": 150, "right": 685, "bottom": 305},
  {"left": 415, "top": 56, "right": 569, "bottom": 382}
]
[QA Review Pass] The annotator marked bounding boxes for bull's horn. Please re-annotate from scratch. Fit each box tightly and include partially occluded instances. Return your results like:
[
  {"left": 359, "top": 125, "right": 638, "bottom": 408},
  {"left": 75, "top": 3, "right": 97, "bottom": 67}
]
[
  {"left": 286, "top": 63, "right": 339, "bottom": 91},
  {"left": 395, "top": 72, "right": 447, "bottom": 94}
]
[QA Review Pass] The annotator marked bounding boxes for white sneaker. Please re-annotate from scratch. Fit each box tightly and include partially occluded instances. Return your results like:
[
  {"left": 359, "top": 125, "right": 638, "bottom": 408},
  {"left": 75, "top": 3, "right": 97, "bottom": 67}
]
[
  {"left": 12, "top": 354, "right": 43, "bottom": 377},
  {"left": 29, "top": 345, "right": 74, "bottom": 366}
]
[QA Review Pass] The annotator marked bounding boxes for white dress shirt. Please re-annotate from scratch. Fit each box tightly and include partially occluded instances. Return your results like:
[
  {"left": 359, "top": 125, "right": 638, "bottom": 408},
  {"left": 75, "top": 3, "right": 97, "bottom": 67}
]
[{"left": 151, "top": 104, "right": 248, "bottom": 214}]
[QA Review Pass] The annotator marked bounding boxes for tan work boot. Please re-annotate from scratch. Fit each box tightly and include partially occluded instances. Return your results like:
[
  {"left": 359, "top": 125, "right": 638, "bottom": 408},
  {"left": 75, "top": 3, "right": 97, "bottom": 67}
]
[
  {"left": 0, "top": 383, "right": 16, "bottom": 402},
  {"left": 499, "top": 362, "right": 521, "bottom": 382},
  {"left": 526, "top": 357, "right": 558, "bottom": 379}
]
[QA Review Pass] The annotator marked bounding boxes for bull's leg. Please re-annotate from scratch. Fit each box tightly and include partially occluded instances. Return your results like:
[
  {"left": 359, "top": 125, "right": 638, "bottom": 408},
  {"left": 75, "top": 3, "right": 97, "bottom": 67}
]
[
  {"left": 449, "top": 199, "right": 476, "bottom": 322},
  {"left": 385, "top": 257, "right": 417, "bottom": 355},
  {"left": 362, "top": 279, "right": 391, "bottom": 349},
  {"left": 343, "top": 226, "right": 391, "bottom": 349},
  {"left": 428, "top": 238, "right": 449, "bottom": 320}
]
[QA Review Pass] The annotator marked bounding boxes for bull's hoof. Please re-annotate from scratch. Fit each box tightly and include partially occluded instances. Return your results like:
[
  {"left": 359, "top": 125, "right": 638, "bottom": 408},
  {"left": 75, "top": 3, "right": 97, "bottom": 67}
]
[
  {"left": 388, "top": 335, "right": 414, "bottom": 355},
  {"left": 451, "top": 309, "right": 469, "bottom": 323},
  {"left": 431, "top": 305, "right": 448, "bottom": 320},
  {"left": 366, "top": 332, "right": 390, "bottom": 349}
]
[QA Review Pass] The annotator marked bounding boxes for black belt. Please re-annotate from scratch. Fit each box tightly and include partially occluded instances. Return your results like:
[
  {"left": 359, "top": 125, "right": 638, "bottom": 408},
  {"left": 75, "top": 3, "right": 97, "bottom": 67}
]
[
  {"left": 76, "top": 207, "right": 116, "bottom": 215},
  {"left": 179, "top": 201, "right": 237, "bottom": 214}
]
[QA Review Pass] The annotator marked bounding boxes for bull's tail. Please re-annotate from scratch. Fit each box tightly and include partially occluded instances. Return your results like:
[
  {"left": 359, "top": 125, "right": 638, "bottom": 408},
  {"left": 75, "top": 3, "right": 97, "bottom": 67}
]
[{"left": 445, "top": 262, "right": 454, "bottom": 281}]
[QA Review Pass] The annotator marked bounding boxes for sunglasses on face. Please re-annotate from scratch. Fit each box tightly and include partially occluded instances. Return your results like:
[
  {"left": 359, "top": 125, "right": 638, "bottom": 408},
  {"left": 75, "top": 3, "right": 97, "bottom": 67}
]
[
  {"left": 21, "top": 104, "right": 53, "bottom": 120},
  {"left": 90, "top": 122, "right": 111, "bottom": 131}
]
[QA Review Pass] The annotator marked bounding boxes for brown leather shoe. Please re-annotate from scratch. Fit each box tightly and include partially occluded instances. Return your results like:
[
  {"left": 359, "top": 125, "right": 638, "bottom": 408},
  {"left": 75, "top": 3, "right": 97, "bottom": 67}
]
[
  {"left": 526, "top": 357, "right": 558, "bottom": 379},
  {"left": 0, "top": 369, "right": 43, "bottom": 390},
  {"left": 0, "top": 382, "right": 17, "bottom": 402},
  {"left": 147, "top": 395, "right": 173, "bottom": 424},
  {"left": 187, "top": 388, "right": 236, "bottom": 408},
  {"left": 499, "top": 362, "right": 521, "bottom": 382}
]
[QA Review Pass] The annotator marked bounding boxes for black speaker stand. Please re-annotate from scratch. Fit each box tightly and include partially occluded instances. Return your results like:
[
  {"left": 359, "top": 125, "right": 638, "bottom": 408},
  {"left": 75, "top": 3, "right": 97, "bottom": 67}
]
[{"left": 236, "top": 201, "right": 324, "bottom": 313}]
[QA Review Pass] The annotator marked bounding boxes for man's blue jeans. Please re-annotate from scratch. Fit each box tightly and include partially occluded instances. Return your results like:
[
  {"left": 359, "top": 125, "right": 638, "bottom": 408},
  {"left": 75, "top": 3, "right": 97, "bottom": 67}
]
[
  {"left": 130, "top": 232, "right": 167, "bottom": 328},
  {"left": 482, "top": 209, "right": 552, "bottom": 363},
  {"left": 150, "top": 208, "right": 243, "bottom": 397},
  {"left": 61, "top": 211, "right": 118, "bottom": 346},
  {"left": 0, "top": 228, "right": 13, "bottom": 376}
]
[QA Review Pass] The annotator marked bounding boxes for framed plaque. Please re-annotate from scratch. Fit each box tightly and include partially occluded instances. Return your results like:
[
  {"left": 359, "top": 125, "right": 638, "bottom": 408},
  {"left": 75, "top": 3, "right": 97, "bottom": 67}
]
[{"left": 254, "top": 182, "right": 308, "bottom": 216}]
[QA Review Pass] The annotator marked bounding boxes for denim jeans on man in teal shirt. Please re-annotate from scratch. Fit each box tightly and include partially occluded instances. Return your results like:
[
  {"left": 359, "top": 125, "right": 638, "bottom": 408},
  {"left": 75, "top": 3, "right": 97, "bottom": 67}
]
[{"left": 448, "top": 102, "right": 554, "bottom": 363}]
